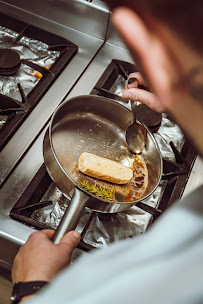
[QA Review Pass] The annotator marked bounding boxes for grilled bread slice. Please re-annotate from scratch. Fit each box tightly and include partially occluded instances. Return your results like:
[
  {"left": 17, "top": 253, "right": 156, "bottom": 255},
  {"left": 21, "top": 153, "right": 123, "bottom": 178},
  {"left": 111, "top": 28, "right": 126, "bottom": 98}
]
[{"left": 78, "top": 152, "right": 133, "bottom": 185}]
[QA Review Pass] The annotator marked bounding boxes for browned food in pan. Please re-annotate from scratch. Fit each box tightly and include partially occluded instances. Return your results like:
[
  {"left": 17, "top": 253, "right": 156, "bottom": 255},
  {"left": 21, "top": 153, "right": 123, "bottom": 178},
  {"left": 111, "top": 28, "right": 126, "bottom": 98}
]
[
  {"left": 77, "top": 153, "right": 148, "bottom": 202},
  {"left": 78, "top": 152, "right": 133, "bottom": 184}
]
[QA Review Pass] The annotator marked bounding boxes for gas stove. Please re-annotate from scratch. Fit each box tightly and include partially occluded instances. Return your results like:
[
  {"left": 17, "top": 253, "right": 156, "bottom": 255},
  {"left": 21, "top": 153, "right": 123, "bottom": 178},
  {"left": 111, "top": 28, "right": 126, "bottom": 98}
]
[
  {"left": 0, "top": 0, "right": 106, "bottom": 188},
  {"left": 0, "top": 11, "right": 78, "bottom": 152},
  {"left": 0, "top": 0, "right": 200, "bottom": 277}
]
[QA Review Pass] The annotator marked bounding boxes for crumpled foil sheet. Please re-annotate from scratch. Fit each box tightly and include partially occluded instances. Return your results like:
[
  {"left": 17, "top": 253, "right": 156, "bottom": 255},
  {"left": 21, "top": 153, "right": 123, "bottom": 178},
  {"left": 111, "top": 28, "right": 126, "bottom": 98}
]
[
  {"left": 31, "top": 71, "right": 184, "bottom": 252},
  {"left": 0, "top": 26, "right": 60, "bottom": 128}
]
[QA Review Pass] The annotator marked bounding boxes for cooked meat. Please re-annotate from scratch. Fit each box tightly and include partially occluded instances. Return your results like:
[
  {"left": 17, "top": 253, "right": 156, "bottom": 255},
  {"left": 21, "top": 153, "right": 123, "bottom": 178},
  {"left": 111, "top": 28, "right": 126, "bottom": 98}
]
[{"left": 78, "top": 152, "right": 133, "bottom": 184}]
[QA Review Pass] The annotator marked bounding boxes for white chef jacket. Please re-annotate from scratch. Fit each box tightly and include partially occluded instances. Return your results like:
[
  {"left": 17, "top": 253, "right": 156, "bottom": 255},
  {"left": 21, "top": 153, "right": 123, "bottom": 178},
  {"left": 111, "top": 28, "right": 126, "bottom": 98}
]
[{"left": 28, "top": 185, "right": 203, "bottom": 304}]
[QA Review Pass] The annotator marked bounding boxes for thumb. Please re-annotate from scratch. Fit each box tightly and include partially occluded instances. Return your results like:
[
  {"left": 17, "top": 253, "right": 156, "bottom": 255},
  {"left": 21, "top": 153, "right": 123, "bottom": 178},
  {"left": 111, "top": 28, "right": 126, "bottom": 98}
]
[
  {"left": 122, "top": 88, "right": 164, "bottom": 113},
  {"left": 59, "top": 231, "right": 81, "bottom": 256}
]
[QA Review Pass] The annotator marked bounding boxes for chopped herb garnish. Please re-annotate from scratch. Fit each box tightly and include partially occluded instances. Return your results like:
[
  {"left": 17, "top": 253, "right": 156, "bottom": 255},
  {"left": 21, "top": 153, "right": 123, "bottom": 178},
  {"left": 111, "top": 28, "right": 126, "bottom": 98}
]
[{"left": 77, "top": 179, "right": 116, "bottom": 201}]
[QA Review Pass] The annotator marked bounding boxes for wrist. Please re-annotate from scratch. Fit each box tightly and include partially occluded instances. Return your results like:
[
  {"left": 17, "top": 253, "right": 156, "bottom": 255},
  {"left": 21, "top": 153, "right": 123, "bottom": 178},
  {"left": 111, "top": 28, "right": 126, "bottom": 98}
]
[
  {"left": 20, "top": 295, "right": 34, "bottom": 303},
  {"left": 21, "top": 275, "right": 51, "bottom": 283},
  {"left": 11, "top": 281, "right": 49, "bottom": 304}
]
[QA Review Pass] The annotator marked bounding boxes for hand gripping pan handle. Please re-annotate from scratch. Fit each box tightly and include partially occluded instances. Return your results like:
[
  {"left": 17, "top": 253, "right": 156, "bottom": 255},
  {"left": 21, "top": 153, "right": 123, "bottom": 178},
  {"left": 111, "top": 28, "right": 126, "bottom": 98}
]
[{"left": 52, "top": 187, "right": 89, "bottom": 244}]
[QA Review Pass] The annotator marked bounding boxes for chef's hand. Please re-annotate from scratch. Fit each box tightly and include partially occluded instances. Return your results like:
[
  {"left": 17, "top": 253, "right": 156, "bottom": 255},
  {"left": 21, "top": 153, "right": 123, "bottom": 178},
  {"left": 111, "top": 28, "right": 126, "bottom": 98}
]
[
  {"left": 12, "top": 229, "right": 81, "bottom": 283},
  {"left": 123, "top": 72, "right": 165, "bottom": 113}
]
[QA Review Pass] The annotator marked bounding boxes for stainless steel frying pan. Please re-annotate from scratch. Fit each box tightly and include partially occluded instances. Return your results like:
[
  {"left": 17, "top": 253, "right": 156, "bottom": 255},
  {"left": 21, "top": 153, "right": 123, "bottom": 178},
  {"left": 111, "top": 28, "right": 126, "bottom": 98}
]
[{"left": 43, "top": 95, "right": 162, "bottom": 243}]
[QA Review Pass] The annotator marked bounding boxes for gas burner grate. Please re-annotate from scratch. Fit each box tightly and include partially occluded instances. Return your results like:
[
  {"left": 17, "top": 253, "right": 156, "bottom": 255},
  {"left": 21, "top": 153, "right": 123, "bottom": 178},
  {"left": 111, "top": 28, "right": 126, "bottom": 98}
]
[
  {"left": 9, "top": 58, "right": 197, "bottom": 252},
  {"left": 0, "top": 12, "right": 78, "bottom": 150},
  {"left": 91, "top": 59, "right": 136, "bottom": 103},
  {"left": 10, "top": 141, "right": 196, "bottom": 251},
  {"left": 158, "top": 141, "right": 197, "bottom": 212},
  {"left": 10, "top": 164, "right": 95, "bottom": 252}
]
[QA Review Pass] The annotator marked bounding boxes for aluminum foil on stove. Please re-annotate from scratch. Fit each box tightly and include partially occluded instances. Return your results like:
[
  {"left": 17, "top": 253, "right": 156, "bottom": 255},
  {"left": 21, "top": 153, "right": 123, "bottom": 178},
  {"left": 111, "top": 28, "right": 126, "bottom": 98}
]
[{"left": 0, "top": 26, "right": 60, "bottom": 128}]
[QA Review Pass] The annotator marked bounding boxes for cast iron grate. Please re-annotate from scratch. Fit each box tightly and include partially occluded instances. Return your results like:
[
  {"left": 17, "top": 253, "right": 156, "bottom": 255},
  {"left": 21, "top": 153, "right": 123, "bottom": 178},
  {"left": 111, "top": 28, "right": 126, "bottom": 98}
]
[
  {"left": 9, "top": 59, "right": 197, "bottom": 251},
  {"left": 0, "top": 12, "right": 78, "bottom": 150},
  {"left": 10, "top": 141, "right": 196, "bottom": 251},
  {"left": 91, "top": 59, "right": 136, "bottom": 103}
]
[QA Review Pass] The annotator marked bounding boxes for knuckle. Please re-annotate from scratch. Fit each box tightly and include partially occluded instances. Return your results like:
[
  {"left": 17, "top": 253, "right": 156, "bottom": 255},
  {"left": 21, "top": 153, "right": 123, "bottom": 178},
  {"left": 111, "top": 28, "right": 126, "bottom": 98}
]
[
  {"left": 27, "top": 231, "right": 41, "bottom": 243},
  {"left": 59, "top": 236, "right": 78, "bottom": 255},
  {"left": 65, "top": 237, "right": 77, "bottom": 248}
]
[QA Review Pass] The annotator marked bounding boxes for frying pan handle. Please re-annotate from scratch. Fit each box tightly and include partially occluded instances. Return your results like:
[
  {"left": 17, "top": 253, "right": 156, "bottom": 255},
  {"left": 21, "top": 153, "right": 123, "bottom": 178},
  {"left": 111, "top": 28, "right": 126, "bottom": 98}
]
[
  {"left": 52, "top": 187, "right": 89, "bottom": 244},
  {"left": 136, "top": 202, "right": 162, "bottom": 216}
]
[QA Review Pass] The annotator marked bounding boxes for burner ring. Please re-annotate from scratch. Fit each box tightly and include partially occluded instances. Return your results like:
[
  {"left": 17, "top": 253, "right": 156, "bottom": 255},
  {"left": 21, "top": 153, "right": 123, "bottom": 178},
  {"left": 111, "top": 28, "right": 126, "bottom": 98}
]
[
  {"left": 0, "top": 48, "right": 21, "bottom": 76},
  {"left": 136, "top": 104, "right": 162, "bottom": 133}
]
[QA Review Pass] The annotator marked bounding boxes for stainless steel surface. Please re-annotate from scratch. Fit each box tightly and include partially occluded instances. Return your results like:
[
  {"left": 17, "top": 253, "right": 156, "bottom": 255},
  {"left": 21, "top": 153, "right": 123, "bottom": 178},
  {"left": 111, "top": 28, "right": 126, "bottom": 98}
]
[
  {"left": 106, "top": 13, "right": 128, "bottom": 49},
  {"left": 0, "top": 2, "right": 104, "bottom": 187},
  {"left": 43, "top": 95, "right": 162, "bottom": 241},
  {"left": 69, "top": 43, "right": 134, "bottom": 98},
  {"left": 126, "top": 122, "right": 147, "bottom": 154},
  {"left": 52, "top": 188, "right": 89, "bottom": 244},
  {"left": 183, "top": 156, "right": 203, "bottom": 198},
  {"left": 126, "top": 100, "right": 147, "bottom": 154},
  {"left": 44, "top": 94, "right": 162, "bottom": 208},
  {"left": 0, "top": 0, "right": 109, "bottom": 40},
  {"left": 0, "top": 128, "right": 46, "bottom": 268}
]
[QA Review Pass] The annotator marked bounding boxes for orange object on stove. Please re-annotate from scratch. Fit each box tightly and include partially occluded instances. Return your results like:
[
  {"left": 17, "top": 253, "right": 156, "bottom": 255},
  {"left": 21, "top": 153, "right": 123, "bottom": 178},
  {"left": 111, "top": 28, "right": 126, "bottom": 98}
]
[{"left": 34, "top": 66, "right": 50, "bottom": 79}]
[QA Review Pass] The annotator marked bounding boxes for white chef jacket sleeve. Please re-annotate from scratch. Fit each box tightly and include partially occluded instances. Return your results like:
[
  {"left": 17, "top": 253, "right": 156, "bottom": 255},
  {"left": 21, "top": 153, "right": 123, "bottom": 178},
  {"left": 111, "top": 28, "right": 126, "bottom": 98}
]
[{"left": 27, "top": 185, "right": 203, "bottom": 304}]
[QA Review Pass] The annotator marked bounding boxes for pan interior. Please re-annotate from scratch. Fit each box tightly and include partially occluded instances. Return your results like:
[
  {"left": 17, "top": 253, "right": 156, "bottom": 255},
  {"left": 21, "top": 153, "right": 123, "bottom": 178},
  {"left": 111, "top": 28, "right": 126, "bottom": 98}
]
[{"left": 51, "top": 112, "right": 144, "bottom": 202}]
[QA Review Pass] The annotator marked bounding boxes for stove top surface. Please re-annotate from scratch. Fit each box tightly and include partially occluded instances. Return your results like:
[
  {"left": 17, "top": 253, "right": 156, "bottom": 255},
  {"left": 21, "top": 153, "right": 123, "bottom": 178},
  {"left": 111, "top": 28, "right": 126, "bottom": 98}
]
[
  {"left": 0, "top": 4, "right": 104, "bottom": 189},
  {"left": 0, "top": 42, "right": 196, "bottom": 268},
  {"left": 0, "top": 2, "right": 199, "bottom": 272}
]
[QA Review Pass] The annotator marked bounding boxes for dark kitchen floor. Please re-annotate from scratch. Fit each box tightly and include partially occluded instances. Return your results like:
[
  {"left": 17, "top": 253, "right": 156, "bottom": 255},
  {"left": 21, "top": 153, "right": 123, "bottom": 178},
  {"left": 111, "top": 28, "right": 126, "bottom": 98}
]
[{"left": 0, "top": 276, "right": 12, "bottom": 304}]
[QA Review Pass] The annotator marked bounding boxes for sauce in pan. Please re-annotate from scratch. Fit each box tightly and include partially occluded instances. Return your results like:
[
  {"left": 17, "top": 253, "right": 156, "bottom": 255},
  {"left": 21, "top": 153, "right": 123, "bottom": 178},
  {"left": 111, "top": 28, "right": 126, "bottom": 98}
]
[{"left": 124, "top": 155, "right": 148, "bottom": 202}]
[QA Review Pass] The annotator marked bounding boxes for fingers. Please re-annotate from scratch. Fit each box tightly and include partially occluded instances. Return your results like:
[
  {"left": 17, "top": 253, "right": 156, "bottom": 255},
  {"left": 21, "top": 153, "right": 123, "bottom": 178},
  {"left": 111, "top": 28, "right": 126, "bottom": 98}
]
[
  {"left": 59, "top": 231, "right": 81, "bottom": 256},
  {"left": 125, "top": 75, "right": 138, "bottom": 90},
  {"left": 24, "top": 230, "right": 55, "bottom": 246},
  {"left": 125, "top": 72, "right": 139, "bottom": 90},
  {"left": 124, "top": 72, "right": 164, "bottom": 112},
  {"left": 11, "top": 229, "right": 81, "bottom": 284},
  {"left": 127, "top": 77, "right": 138, "bottom": 88},
  {"left": 37, "top": 229, "right": 55, "bottom": 239},
  {"left": 122, "top": 88, "right": 164, "bottom": 113},
  {"left": 40, "top": 229, "right": 81, "bottom": 255},
  {"left": 125, "top": 72, "right": 149, "bottom": 91}
]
